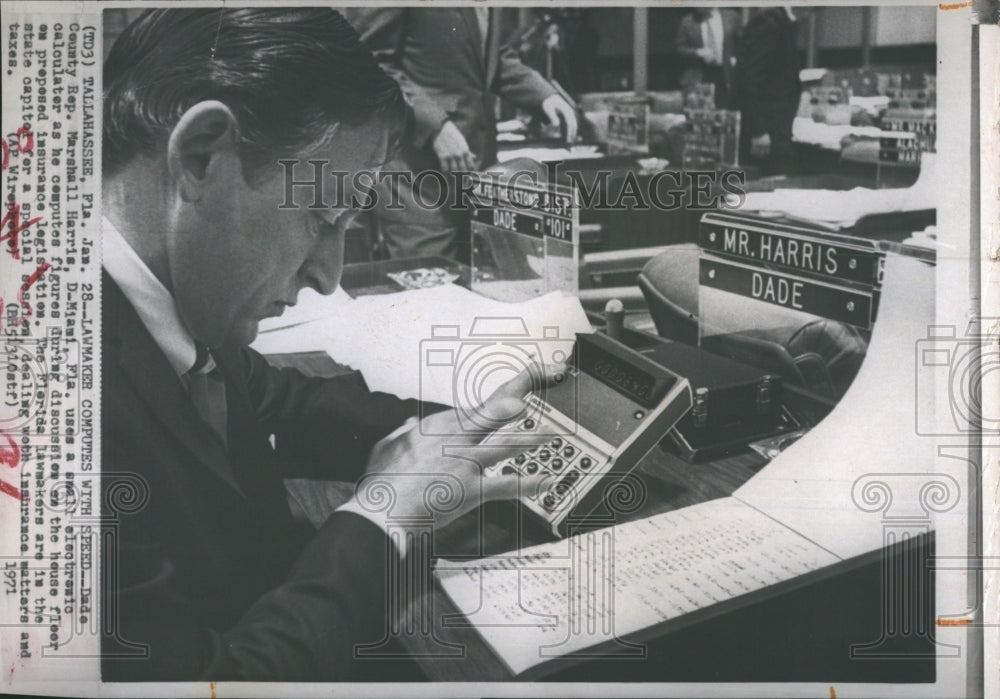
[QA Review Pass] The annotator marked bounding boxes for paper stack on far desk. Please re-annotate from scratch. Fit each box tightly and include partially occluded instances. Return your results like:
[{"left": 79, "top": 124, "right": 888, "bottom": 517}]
[
  {"left": 742, "top": 154, "right": 938, "bottom": 228},
  {"left": 252, "top": 284, "right": 592, "bottom": 407},
  {"left": 792, "top": 116, "right": 894, "bottom": 151}
]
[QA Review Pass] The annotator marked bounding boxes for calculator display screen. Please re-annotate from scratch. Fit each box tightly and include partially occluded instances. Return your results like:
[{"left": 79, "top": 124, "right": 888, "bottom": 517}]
[{"left": 576, "top": 336, "right": 675, "bottom": 409}]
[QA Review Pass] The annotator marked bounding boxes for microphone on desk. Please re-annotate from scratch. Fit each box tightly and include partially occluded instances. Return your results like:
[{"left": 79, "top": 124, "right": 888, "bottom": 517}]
[{"left": 604, "top": 298, "right": 625, "bottom": 342}]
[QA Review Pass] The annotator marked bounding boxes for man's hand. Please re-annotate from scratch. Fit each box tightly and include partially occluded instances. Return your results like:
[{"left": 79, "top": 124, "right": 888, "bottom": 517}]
[
  {"left": 432, "top": 120, "right": 478, "bottom": 172},
  {"left": 349, "top": 364, "right": 565, "bottom": 542},
  {"left": 751, "top": 133, "right": 772, "bottom": 158},
  {"left": 695, "top": 47, "right": 716, "bottom": 64},
  {"left": 541, "top": 94, "right": 579, "bottom": 144}
]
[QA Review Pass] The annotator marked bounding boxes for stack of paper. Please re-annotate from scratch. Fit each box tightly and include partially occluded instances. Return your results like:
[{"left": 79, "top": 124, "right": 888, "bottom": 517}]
[
  {"left": 742, "top": 154, "right": 938, "bottom": 228},
  {"left": 792, "top": 116, "right": 896, "bottom": 150}
]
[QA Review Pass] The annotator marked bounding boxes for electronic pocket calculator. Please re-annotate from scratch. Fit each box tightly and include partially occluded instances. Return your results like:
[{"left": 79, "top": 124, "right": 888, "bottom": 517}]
[{"left": 485, "top": 332, "right": 692, "bottom": 537}]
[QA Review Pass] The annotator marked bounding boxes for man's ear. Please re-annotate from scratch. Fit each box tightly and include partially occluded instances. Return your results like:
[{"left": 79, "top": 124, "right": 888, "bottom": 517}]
[{"left": 166, "top": 101, "right": 240, "bottom": 203}]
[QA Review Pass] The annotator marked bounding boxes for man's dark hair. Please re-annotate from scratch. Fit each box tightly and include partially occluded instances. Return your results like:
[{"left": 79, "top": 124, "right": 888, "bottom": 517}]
[{"left": 103, "top": 8, "right": 408, "bottom": 180}]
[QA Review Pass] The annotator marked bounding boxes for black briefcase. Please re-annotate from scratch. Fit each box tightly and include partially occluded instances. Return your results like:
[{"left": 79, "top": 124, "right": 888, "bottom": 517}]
[{"left": 642, "top": 340, "right": 797, "bottom": 462}]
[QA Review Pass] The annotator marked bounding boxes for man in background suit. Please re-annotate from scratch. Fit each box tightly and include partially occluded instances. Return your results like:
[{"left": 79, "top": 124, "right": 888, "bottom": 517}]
[
  {"left": 733, "top": 6, "right": 803, "bottom": 175},
  {"left": 675, "top": 8, "right": 741, "bottom": 108},
  {"left": 101, "top": 8, "right": 548, "bottom": 680},
  {"left": 343, "top": 8, "right": 578, "bottom": 260}
]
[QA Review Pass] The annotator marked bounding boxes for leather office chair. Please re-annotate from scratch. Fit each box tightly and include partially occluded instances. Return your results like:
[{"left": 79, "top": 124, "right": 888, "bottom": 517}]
[
  {"left": 637, "top": 245, "right": 869, "bottom": 400},
  {"left": 636, "top": 243, "right": 701, "bottom": 346}
]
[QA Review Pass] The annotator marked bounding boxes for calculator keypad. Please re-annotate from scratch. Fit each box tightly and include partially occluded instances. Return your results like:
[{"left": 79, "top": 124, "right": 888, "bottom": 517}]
[{"left": 490, "top": 419, "right": 605, "bottom": 515}]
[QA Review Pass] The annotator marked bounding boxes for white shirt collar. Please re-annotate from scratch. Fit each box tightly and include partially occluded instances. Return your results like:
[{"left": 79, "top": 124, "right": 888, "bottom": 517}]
[{"left": 102, "top": 217, "right": 199, "bottom": 376}]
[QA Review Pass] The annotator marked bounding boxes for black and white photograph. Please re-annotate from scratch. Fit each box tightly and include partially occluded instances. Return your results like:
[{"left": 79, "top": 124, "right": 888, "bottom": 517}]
[{"left": 0, "top": 2, "right": 995, "bottom": 697}]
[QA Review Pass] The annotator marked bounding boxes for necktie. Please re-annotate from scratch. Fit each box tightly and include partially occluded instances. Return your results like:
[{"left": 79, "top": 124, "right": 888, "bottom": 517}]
[
  {"left": 187, "top": 345, "right": 228, "bottom": 449},
  {"left": 475, "top": 7, "right": 490, "bottom": 60}
]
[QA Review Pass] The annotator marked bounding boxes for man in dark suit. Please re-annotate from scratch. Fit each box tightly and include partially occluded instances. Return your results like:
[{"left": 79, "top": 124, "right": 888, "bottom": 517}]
[
  {"left": 343, "top": 8, "right": 578, "bottom": 260},
  {"left": 675, "top": 8, "right": 742, "bottom": 108},
  {"left": 100, "top": 8, "right": 547, "bottom": 681},
  {"left": 733, "top": 6, "right": 803, "bottom": 175}
]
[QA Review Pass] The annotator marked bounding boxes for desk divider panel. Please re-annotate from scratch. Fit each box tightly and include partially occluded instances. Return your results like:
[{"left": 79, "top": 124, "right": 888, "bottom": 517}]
[{"left": 469, "top": 170, "right": 580, "bottom": 303}]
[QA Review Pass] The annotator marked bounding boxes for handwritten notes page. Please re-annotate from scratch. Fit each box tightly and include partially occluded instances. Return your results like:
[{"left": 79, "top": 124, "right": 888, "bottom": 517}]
[{"left": 435, "top": 497, "right": 840, "bottom": 675}]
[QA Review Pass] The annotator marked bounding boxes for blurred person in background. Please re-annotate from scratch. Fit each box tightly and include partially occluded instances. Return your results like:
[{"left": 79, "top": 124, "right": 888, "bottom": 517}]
[
  {"left": 733, "top": 6, "right": 802, "bottom": 175},
  {"left": 675, "top": 8, "right": 741, "bottom": 108},
  {"left": 344, "top": 8, "right": 577, "bottom": 261}
]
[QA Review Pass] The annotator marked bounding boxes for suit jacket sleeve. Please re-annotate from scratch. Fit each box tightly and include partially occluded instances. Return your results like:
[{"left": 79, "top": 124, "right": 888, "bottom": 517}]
[
  {"left": 240, "top": 346, "right": 446, "bottom": 481},
  {"left": 492, "top": 38, "right": 557, "bottom": 111},
  {"left": 343, "top": 8, "right": 449, "bottom": 149},
  {"left": 676, "top": 15, "right": 701, "bottom": 56},
  {"left": 105, "top": 494, "right": 398, "bottom": 681}
]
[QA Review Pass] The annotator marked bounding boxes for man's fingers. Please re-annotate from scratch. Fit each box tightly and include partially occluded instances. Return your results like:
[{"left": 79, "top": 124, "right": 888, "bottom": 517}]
[
  {"left": 542, "top": 99, "right": 559, "bottom": 128},
  {"left": 489, "top": 361, "right": 568, "bottom": 405},
  {"left": 472, "top": 360, "right": 569, "bottom": 431},
  {"left": 481, "top": 472, "right": 548, "bottom": 503},
  {"left": 462, "top": 151, "right": 479, "bottom": 172},
  {"left": 474, "top": 395, "right": 531, "bottom": 428},
  {"left": 560, "top": 105, "right": 579, "bottom": 143}
]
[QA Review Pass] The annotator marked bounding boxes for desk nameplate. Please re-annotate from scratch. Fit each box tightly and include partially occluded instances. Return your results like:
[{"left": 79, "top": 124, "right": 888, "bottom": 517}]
[
  {"left": 606, "top": 99, "right": 650, "bottom": 155},
  {"left": 698, "top": 214, "right": 884, "bottom": 289},
  {"left": 699, "top": 255, "right": 879, "bottom": 329},
  {"left": 470, "top": 205, "right": 574, "bottom": 241}
]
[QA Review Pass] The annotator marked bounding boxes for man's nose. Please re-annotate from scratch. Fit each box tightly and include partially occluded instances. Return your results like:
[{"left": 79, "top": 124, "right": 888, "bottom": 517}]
[{"left": 301, "top": 227, "right": 345, "bottom": 296}]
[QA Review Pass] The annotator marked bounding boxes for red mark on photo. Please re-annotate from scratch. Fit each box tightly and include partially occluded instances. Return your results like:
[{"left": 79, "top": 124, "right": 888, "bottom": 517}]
[
  {"left": 0, "top": 127, "right": 34, "bottom": 171},
  {"left": 0, "top": 429, "right": 26, "bottom": 502},
  {"left": 1, "top": 262, "right": 51, "bottom": 332},
  {"left": 1, "top": 200, "right": 44, "bottom": 261}
]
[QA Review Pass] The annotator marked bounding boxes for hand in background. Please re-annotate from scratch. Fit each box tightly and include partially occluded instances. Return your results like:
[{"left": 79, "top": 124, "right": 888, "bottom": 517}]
[
  {"left": 433, "top": 120, "right": 479, "bottom": 172},
  {"left": 695, "top": 47, "right": 716, "bottom": 63},
  {"left": 541, "top": 94, "right": 579, "bottom": 144},
  {"left": 751, "top": 133, "right": 772, "bottom": 158}
]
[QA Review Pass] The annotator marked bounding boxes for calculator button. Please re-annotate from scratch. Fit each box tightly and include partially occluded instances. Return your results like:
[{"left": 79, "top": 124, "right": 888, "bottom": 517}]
[
  {"left": 563, "top": 469, "right": 581, "bottom": 485},
  {"left": 522, "top": 418, "right": 536, "bottom": 430},
  {"left": 502, "top": 465, "right": 517, "bottom": 476},
  {"left": 554, "top": 481, "right": 571, "bottom": 495},
  {"left": 542, "top": 493, "right": 557, "bottom": 510},
  {"left": 525, "top": 461, "right": 539, "bottom": 475},
  {"left": 550, "top": 457, "right": 564, "bottom": 472},
  {"left": 513, "top": 453, "right": 526, "bottom": 465},
  {"left": 537, "top": 449, "right": 551, "bottom": 462},
  {"left": 551, "top": 437, "right": 563, "bottom": 449},
  {"left": 579, "top": 456, "right": 593, "bottom": 470},
  {"left": 562, "top": 445, "right": 576, "bottom": 458}
]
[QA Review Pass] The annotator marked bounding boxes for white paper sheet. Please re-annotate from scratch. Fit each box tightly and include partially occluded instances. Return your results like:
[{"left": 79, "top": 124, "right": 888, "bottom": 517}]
[{"left": 252, "top": 284, "right": 593, "bottom": 407}]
